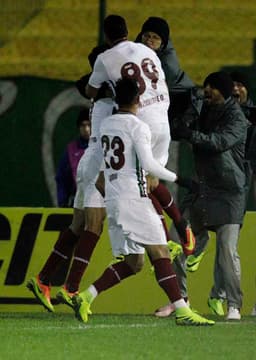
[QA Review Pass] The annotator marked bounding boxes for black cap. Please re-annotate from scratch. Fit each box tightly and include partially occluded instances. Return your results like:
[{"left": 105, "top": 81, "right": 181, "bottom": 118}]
[
  {"left": 141, "top": 17, "right": 170, "bottom": 48},
  {"left": 203, "top": 71, "right": 233, "bottom": 100},
  {"left": 230, "top": 71, "right": 250, "bottom": 90},
  {"left": 104, "top": 15, "right": 128, "bottom": 42}
]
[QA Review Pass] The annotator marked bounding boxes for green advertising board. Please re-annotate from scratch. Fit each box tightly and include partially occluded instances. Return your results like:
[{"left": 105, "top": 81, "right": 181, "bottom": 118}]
[{"left": 0, "top": 76, "right": 90, "bottom": 206}]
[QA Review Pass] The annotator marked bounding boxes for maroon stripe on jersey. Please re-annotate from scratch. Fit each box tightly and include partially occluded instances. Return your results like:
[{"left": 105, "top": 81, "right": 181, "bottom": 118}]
[{"left": 136, "top": 156, "right": 147, "bottom": 197}]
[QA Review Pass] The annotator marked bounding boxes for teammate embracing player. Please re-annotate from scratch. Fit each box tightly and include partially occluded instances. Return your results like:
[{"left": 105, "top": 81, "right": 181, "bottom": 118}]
[{"left": 72, "top": 77, "right": 214, "bottom": 326}]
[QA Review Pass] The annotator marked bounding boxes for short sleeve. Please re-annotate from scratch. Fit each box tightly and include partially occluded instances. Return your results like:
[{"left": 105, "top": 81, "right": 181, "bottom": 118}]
[{"left": 88, "top": 56, "right": 109, "bottom": 89}]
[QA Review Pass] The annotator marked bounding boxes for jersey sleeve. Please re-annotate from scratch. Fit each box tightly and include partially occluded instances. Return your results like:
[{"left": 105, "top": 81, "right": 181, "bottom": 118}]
[
  {"left": 88, "top": 56, "right": 109, "bottom": 89},
  {"left": 133, "top": 123, "right": 177, "bottom": 183}
]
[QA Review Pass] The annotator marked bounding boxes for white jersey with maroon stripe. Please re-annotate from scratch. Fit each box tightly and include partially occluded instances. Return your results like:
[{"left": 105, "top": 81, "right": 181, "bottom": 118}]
[
  {"left": 100, "top": 111, "right": 177, "bottom": 249},
  {"left": 89, "top": 41, "right": 171, "bottom": 166},
  {"left": 100, "top": 112, "right": 148, "bottom": 201},
  {"left": 100, "top": 111, "right": 177, "bottom": 202}
]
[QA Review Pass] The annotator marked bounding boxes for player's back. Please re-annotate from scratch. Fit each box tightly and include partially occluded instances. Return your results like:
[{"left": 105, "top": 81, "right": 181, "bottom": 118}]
[
  {"left": 100, "top": 112, "right": 149, "bottom": 201},
  {"left": 99, "top": 41, "right": 170, "bottom": 122}
]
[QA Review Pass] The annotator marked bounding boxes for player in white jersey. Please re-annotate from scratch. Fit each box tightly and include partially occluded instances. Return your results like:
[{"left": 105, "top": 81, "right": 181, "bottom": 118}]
[
  {"left": 86, "top": 14, "right": 196, "bottom": 259},
  {"left": 72, "top": 77, "right": 214, "bottom": 326},
  {"left": 26, "top": 45, "right": 115, "bottom": 312},
  {"left": 88, "top": 21, "right": 170, "bottom": 168}
]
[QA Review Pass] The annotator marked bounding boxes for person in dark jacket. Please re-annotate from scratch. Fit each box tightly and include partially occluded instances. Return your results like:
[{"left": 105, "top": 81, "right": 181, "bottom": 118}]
[
  {"left": 156, "top": 71, "right": 248, "bottom": 320},
  {"left": 136, "top": 16, "right": 194, "bottom": 89},
  {"left": 230, "top": 71, "right": 256, "bottom": 316},
  {"left": 55, "top": 108, "right": 91, "bottom": 207},
  {"left": 231, "top": 71, "right": 256, "bottom": 200},
  {"left": 136, "top": 16, "right": 202, "bottom": 138}
]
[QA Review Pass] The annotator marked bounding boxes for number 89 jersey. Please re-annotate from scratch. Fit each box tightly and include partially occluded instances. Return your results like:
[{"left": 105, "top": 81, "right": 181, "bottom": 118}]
[
  {"left": 89, "top": 41, "right": 170, "bottom": 122},
  {"left": 100, "top": 112, "right": 151, "bottom": 201}
]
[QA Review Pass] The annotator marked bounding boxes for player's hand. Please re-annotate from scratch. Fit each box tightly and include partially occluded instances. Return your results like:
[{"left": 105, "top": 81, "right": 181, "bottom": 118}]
[
  {"left": 75, "top": 74, "right": 91, "bottom": 98},
  {"left": 175, "top": 176, "right": 199, "bottom": 193}
]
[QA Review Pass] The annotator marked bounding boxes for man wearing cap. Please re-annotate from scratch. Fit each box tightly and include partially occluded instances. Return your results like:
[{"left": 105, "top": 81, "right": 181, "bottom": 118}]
[
  {"left": 157, "top": 71, "right": 248, "bottom": 320},
  {"left": 136, "top": 16, "right": 194, "bottom": 90}
]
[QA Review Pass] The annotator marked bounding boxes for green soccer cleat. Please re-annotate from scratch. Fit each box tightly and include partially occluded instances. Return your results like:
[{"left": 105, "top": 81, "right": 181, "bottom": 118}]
[
  {"left": 72, "top": 294, "right": 92, "bottom": 323},
  {"left": 167, "top": 240, "right": 183, "bottom": 263},
  {"left": 150, "top": 240, "right": 183, "bottom": 274},
  {"left": 56, "top": 286, "right": 78, "bottom": 309},
  {"left": 186, "top": 251, "right": 205, "bottom": 272},
  {"left": 109, "top": 255, "right": 125, "bottom": 266},
  {"left": 208, "top": 298, "right": 224, "bottom": 316},
  {"left": 176, "top": 307, "right": 215, "bottom": 326},
  {"left": 26, "top": 276, "right": 54, "bottom": 313}
]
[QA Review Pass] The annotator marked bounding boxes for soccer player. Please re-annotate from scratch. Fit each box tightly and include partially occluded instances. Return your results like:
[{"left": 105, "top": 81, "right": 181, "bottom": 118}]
[
  {"left": 72, "top": 77, "right": 214, "bottom": 326},
  {"left": 26, "top": 45, "right": 113, "bottom": 311},
  {"left": 86, "top": 14, "right": 195, "bottom": 256}
]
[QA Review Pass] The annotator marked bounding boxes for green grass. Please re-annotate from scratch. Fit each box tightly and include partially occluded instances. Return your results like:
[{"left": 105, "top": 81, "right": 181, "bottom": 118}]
[{"left": 0, "top": 312, "right": 256, "bottom": 359}]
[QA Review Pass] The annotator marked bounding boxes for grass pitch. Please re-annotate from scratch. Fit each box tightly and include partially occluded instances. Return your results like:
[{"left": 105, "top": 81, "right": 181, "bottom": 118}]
[{"left": 0, "top": 312, "right": 256, "bottom": 360}]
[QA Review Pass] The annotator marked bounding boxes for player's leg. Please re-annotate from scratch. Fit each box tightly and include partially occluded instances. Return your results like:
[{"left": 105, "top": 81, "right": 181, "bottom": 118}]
[
  {"left": 26, "top": 208, "right": 84, "bottom": 312},
  {"left": 148, "top": 192, "right": 182, "bottom": 264},
  {"left": 148, "top": 121, "right": 195, "bottom": 255},
  {"left": 64, "top": 206, "right": 106, "bottom": 292},
  {"left": 72, "top": 243, "right": 144, "bottom": 323},
  {"left": 71, "top": 199, "right": 147, "bottom": 322},
  {"left": 146, "top": 243, "right": 214, "bottom": 326}
]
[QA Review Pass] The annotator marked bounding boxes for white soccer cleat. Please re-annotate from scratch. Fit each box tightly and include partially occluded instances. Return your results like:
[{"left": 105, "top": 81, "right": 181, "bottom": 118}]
[
  {"left": 226, "top": 307, "right": 241, "bottom": 320},
  {"left": 251, "top": 304, "right": 256, "bottom": 316}
]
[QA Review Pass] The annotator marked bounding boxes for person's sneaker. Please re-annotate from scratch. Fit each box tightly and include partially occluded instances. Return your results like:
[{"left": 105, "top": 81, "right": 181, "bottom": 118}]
[
  {"left": 186, "top": 252, "right": 205, "bottom": 272},
  {"left": 72, "top": 294, "right": 92, "bottom": 323},
  {"left": 181, "top": 226, "right": 196, "bottom": 256},
  {"left": 226, "top": 307, "right": 241, "bottom": 320},
  {"left": 56, "top": 286, "right": 78, "bottom": 309},
  {"left": 154, "top": 302, "right": 175, "bottom": 317},
  {"left": 208, "top": 298, "right": 224, "bottom": 316},
  {"left": 26, "top": 276, "right": 54, "bottom": 312},
  {"left": 167, "top": 240, "right": 183, "bottom": 262},
  {"left": 251, "top": 304, "right": 256, "bottom": 316},
  {"left": 176, "top": 307, "right": 215, "bottom": 326}
]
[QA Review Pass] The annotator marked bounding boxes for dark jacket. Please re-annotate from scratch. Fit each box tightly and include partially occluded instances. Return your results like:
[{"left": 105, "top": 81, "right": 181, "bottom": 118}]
[
  {"left": 156, "top": 39, "right": 195, "bottom": 90},
  {"left": 183, "top": 98, "right": 247, "bottom": 230},
  {"left": 242, "top": 97, "right": 256, "bottom": 166}
]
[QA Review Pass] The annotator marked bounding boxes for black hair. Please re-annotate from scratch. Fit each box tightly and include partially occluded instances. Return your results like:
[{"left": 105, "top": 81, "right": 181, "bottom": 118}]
[
  {"left": 115, "top": 78, "right": 140, "bottom": 106},
  {"left": 76, "top": 107, "right": 90, "bottom": 127},
  {"left": 103, "top": 14, "right": 128, "bottom": 42}
]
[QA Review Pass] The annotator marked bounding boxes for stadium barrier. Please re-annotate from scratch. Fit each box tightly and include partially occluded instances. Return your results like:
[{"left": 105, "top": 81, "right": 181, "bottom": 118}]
[{"left": 0, "top": 207, "right": 255, "bottom": 315}]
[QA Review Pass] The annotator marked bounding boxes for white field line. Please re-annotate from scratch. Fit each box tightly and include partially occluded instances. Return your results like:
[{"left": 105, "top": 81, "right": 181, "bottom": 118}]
[{"left": 21, "top": 320, "right": 255, "bottom": 331}]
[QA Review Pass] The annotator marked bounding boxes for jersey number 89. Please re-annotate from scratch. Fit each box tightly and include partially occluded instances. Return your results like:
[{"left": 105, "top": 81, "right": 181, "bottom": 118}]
[{"left": 121, "top": 58, "right": 159, "bottom": 95}]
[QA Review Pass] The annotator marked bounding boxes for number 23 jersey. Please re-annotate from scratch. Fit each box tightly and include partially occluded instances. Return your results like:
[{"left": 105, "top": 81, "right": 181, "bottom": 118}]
[{"left": 100, "top": 112, "right": 151, "bottom": 201}]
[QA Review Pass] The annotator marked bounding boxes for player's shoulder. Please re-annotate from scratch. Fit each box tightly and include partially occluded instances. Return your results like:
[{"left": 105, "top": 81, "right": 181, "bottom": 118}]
[
  {"left": 131, "top": 41, "right": 158, "bottom": 56},
  {"left": 129, "top": 114, "right": 151, "bottom": 133}
]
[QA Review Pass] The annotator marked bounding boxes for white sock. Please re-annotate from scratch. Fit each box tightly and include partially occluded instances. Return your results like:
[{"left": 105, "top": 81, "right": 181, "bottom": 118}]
[
  {"left": 88, "top": 284, "right": 98, "bottom": 300},
  {"left": 173, "top": 298, "right": 188, "bottom": 309}
]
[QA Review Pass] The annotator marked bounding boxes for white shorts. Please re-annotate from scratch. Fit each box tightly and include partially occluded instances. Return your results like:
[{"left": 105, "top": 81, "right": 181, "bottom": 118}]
[
  {"left": 73, "top": 142, "right": 105, "bottom": 209},
  {"left": 138, "top": 110, "right": 170, "bottom": 167},
  {"left": 106, "top": 198, "right": 166, "bottom": 256}
]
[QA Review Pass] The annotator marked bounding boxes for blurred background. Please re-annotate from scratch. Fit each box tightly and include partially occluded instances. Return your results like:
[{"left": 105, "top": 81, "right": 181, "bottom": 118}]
[{"left": 0, "top": 0, "right": 256, "bottom": 206}]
